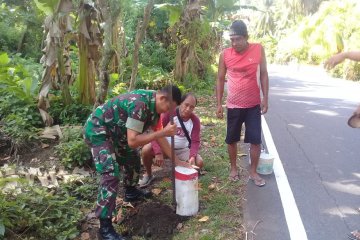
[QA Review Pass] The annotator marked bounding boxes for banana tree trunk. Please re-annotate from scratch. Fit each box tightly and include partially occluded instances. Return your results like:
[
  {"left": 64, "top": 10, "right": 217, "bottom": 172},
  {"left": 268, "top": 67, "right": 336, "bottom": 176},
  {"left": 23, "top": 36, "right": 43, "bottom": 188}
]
[
  {"left": 78, "top": 1, "right": 102, "bottom": 105},
  {"left": 128, "top": 0, "right": 155, "bottom": 91},
  {"left": 94, "top": 0, "right": 121, "bottom": 107}
]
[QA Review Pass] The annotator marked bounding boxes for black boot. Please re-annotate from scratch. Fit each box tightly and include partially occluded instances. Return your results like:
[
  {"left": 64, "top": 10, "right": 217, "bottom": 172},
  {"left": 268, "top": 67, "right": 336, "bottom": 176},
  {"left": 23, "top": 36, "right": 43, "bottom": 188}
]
[
  {"left": 124, "top": 186, "right": 152, "bottom": 202},
  {"left": 99, "top": 218, "right": 125, "bottom": 240}
]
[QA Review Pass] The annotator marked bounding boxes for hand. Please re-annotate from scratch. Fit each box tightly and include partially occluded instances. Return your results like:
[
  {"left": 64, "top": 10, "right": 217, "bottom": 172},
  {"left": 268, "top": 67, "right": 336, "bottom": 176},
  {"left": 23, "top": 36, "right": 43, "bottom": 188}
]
[
  {"left": 188, "top": 156, "right": 196, "bottom": 166},
  {"left": 154, "top": 154, "right": 164, "bottom": 167},
  {"left": 324, "top": 53, "right": 346, "bottom": 70},
  {"left": 162, "top": 122, "right": 177, "bottom": 137},
  {"left": 216, "top": 105, "right": 223, "bottom": 119},
  {"left": 176, "top": 159, "right": 192, "bottom": 169},
  {"left": 354, "top": 104, "right": 360, "bottom": 116},
  {"left": 261, "top": 98, "right": 268, "bottom": 114}
]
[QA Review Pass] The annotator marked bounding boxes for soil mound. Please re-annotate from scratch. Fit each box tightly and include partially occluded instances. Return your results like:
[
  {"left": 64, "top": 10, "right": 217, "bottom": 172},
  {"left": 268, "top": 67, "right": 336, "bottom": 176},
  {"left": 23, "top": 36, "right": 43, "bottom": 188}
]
[{"left": 123, "top": 201, "right": 185, "bottom": 239}]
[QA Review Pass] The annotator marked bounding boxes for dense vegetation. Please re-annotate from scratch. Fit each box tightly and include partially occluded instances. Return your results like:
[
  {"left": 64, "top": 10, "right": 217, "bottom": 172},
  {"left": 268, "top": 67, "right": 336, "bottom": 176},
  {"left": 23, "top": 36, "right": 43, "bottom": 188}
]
[{"left": 1, "top": 0, "right": 360, "bottom": 239}]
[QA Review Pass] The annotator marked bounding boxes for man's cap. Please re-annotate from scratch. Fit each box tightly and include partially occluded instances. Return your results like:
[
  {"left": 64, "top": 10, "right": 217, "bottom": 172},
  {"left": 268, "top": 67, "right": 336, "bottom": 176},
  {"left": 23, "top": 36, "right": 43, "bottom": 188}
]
[{"left": 229, "top": 20, "right": 248, "bottom": 37}]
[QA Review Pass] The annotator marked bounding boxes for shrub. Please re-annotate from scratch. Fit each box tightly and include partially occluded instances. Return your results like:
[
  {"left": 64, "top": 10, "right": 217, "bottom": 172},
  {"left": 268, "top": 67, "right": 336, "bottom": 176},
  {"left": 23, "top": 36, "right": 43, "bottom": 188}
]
[
  {"left": 0, "top": 183, "right": 82, "bottom": 240},
  {"left": 55, "top": 127, "right": 91, "bottom": 169}
]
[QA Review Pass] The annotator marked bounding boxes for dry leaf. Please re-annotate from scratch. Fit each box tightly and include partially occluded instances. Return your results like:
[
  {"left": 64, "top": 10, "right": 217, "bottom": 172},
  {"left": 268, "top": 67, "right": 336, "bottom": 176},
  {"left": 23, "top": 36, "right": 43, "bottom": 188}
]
[
  {"left": 198, "top": 216, "right": 209, "bottom": 222},
  {"left": 210, "top": 136, "right": 216, "bottom": 142},
  {"left": 152, "top": 188, "right": 162, "bottom": 196},
  {"left": 123, "top": 202, "right": 134, "bottom": 208},
  {"left": 208, "top": 183, "right": 216, "bottom": 190},
  {"left": 116, "top": 197, "right": 124, "bottom": 206},
  {"left": 203, "top": 142, "right": 209, "bottom": 147},
  {"left": 80, "top": 232, "right": 90, "bottom": 240},
  {"left": 237, "top": 153, "right": 247, "bottom": 157},
  {"left": 176, "top": 223, "right": 183, "bottom": 230},
  {"left": 41, "top": 143, "right": 50, "bottom": 149},
  {"left": 113, "top": 210, "right": 123, "bottom": 223},
  {"left": 162, "top": 177, "right": 171, "bottom": 182}
]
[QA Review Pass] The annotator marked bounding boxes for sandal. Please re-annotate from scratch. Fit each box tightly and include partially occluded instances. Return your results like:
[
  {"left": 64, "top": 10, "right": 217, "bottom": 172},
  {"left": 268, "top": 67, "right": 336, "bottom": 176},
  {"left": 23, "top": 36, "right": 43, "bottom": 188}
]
[
  {"left": 249, "top": 176, "right": 266, "bottom": 187},
  {"left": 228, "top": 174, "right": 240, "bottom": 182},
  {"left": 348, "top": 230, "right": 360, "bottom": 240}
]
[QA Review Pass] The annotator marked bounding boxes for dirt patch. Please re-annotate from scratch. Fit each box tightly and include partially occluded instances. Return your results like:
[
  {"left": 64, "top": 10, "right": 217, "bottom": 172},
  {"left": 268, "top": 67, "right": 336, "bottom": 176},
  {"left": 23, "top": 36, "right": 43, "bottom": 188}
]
[{"left": 122, "top": 201, "right": 185, "bottom": 240}]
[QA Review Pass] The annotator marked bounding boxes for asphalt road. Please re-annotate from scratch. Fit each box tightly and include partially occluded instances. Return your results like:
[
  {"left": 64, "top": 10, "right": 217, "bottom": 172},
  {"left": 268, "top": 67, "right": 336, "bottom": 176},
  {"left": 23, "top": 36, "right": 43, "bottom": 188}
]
[{"left": 243, "top": 65, "right": 360, "bottom": 240}]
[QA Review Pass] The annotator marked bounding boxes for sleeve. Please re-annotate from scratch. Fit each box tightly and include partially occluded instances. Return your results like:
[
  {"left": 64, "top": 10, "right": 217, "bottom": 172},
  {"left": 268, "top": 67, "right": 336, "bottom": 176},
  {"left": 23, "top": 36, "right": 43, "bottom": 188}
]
[
  {"left": 189, "top": 114, "right": 201, "bottom": 158},
  {"left": 125, "top": 101, "right": 148, "bottom": 133}
]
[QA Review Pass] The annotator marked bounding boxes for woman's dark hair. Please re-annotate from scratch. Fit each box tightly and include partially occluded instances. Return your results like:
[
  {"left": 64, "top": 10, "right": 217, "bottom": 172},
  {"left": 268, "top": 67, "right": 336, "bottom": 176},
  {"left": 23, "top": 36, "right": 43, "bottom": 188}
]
[
  {"left": 181, "top": 93, "right": 197, "bottom": 106},
  {"left": 160, "top": 85, "right": 182, "bottom": 105},
  {"left": 229, "top": 20, "right": 248, "bottom": 37}
]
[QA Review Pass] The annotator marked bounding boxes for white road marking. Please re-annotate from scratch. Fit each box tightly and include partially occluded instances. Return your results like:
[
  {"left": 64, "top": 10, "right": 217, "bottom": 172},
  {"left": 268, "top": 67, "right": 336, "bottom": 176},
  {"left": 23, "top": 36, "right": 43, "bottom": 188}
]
[{"left": 262, "top": 115, "right": 308, "bottom": 240}]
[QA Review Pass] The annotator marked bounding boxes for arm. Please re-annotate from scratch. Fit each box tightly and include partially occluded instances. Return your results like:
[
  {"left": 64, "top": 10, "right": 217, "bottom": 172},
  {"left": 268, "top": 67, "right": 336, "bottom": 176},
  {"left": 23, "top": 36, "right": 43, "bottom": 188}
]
[
  {"left": 216, "top": 52, "right": 226, "bottom": 118},
  {"left": 127, "top": 121, "right": 176, "bottom": 148},
  {"left": 259, "top": 45, "right": 269, "bottom": 114},
  {"left": 156, "top": 137, "right": 191, "bottom": 168},
  {"left": 189, "top": 114, "right": 200, "bottom": 159},
  {"left": 151, "top": 113, "right": 171, "bottom": 155},
  {"left": 324, "top": 51, "right": 360, "bottom": 69}
]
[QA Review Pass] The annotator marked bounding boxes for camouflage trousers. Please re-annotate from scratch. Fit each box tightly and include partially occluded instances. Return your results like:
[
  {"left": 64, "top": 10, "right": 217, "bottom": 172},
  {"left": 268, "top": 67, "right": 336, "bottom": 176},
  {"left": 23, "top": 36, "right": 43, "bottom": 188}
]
[{"left": 87, "top": 139, "right": 140, "bottom": 219}]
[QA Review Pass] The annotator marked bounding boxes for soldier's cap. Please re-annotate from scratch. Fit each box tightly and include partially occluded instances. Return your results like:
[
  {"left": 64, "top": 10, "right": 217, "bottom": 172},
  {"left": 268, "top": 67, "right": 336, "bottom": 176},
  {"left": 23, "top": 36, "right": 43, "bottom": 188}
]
[{"left": 229, "top": 20, "right": 248, "bottom": 37}]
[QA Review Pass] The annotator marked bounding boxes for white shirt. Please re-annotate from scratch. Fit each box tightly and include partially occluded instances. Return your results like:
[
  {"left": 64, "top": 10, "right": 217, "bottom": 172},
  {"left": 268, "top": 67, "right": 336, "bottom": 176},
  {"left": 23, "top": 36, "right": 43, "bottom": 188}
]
[{"left": 166, "top": 116, "right": 193, "bottom": 149}]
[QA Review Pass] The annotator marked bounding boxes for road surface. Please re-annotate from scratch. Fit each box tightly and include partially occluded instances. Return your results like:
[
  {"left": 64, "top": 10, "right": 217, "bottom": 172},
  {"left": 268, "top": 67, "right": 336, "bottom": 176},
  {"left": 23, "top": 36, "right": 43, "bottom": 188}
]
[{"left": 243, "top": 65, "right": 360, "bottom": 240}]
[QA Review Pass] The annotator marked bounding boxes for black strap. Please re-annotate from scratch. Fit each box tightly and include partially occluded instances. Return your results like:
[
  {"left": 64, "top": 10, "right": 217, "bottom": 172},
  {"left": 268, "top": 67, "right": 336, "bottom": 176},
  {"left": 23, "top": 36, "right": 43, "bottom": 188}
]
[{"left": 176, "top": 108, "right": 191, "bottom": 148}]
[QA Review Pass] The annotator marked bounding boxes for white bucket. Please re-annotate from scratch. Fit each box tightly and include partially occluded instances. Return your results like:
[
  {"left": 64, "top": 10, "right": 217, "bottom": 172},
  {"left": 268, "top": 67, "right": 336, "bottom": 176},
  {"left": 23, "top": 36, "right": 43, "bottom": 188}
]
[
  {"left": 175, "top": 166, "right": 199, "bottom": 216},
  {"left": 249, "top": 150, "right": 274, "bottom": 175}
]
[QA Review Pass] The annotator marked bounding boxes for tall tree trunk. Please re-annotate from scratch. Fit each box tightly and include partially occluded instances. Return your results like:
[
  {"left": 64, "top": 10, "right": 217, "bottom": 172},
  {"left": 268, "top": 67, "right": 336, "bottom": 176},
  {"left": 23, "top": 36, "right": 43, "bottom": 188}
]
[
  {"left": 78, "top": 1, "right": 102, "bottom": 105},
  {"left": 128, "top": 0, "right": 154, "bottom": 91},
  {"left": 173, "top": 0, "right": 201, "bottom": 82},
  {"left": 94, "top": 0, "right": 121, "bottom": 107},
  {"left": 37, "top": 0, "right": 74, "bottom": 126}
]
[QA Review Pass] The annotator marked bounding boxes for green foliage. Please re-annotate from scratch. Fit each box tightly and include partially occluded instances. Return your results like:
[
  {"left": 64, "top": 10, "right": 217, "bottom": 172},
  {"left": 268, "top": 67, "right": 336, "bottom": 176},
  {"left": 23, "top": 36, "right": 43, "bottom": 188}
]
[
  {"left": 0, "top": 53, "right": 42, "bottom": 152},
  {"left": 48, "top": 96, "right": 93, "bottom": 125},
  {"left": 0, "top": 184, "right": 82, "bottom": 239},
  {"left": 139, "top": 40, "right": 174, "bottom": 71},
  {"left": 61, "top": 176, "right": 98, "bottom": 204},
  {"left": 135, "top": 64, "right": 172, "bottom": 89},
  {"left": 55, "top": 127, "right": 91, "bottom": 169},
  {"left": 2, "top": 114, "right": 40, "bottom": 149},
  {"left": 0, "top": 1, "right": 44, "bottom": 59}
]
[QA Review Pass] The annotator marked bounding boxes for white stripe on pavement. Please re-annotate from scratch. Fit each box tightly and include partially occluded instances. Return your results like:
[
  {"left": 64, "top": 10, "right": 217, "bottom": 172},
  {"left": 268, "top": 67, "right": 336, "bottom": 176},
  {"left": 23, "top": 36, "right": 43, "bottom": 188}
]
[{"left": 262, "top": 115, "right": 308, "bottom": 240}]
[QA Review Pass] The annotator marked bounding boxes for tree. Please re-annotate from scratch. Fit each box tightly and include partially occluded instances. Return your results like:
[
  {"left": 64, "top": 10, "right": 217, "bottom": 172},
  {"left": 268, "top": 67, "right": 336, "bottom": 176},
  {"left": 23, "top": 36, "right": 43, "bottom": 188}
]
[{"left": 128, "top": 0, "right": 155, "bottom": 91}]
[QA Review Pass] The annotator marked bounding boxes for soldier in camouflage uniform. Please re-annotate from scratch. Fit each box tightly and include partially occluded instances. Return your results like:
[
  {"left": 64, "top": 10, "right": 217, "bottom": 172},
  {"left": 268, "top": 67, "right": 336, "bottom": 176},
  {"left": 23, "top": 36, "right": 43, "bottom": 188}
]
[{"left": 84, "top": 85, "right": 184, "bottom": 240}]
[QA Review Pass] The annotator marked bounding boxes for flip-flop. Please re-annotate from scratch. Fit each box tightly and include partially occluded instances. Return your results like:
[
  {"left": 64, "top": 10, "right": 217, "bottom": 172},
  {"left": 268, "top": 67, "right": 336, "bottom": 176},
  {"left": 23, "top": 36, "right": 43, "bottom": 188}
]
[
  {"left": 348, "top": 230, "right": 360, "bottom": 240},
  {"left": 228, "top": 174, "right": 240, "bottom": 182},
  {"left": 249, "top": 176, "right": 266, "bottom": 187}
]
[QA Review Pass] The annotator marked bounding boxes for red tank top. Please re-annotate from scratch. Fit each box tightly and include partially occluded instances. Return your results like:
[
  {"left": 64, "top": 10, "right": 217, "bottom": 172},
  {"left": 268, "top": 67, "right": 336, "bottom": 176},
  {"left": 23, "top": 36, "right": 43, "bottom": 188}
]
[{"left": 223, "top": 43, "right": 262, "bottom": 108}]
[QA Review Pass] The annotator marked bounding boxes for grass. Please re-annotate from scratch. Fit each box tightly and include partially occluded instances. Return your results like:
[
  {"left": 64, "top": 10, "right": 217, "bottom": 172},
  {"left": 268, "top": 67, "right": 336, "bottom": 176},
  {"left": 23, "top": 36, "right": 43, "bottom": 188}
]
[{"left": 158, "top": 94, "right": 247, "bottom": 240}]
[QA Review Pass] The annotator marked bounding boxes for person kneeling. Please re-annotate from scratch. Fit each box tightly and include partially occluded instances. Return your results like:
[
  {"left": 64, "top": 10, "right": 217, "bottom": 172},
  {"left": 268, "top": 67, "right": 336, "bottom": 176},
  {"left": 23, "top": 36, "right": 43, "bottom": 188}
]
[{"left": 140, "top": 93, "right": 203, "bottom": 187}]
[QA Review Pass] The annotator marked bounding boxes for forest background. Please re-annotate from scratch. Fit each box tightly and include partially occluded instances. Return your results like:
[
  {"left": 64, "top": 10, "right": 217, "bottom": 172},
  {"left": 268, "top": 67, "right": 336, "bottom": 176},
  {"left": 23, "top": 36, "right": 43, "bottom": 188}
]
[{"left": 0, "top": 0, "right": 359, "bottom": 239}]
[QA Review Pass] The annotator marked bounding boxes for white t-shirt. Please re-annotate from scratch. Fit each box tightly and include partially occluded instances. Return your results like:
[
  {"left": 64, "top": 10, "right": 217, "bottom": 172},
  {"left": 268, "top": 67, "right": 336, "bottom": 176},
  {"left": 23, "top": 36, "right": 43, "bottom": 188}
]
[{"left": 166, "top": 116, "right": 193, "bottom": 149}]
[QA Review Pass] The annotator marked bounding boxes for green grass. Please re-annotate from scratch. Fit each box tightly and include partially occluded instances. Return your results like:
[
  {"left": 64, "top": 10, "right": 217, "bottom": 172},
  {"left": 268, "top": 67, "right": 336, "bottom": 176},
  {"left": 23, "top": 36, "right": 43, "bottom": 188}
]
[{"left": 161, "top": 94, "right": 246, "bottom": 240}]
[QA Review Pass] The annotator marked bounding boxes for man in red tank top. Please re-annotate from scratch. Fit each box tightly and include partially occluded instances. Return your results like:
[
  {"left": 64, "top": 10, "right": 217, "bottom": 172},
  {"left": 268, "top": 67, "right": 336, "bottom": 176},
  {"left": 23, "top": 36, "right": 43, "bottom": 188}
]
[{"left": 216, "top": 20, "right": 269, "bottom": 186}]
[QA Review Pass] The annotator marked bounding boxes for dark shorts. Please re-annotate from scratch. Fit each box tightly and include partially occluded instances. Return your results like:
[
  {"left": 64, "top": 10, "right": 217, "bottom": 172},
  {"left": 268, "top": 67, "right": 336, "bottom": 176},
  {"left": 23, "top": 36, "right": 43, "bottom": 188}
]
[{"left": 225, "top": 105, "right": 262, "bottom": 145}]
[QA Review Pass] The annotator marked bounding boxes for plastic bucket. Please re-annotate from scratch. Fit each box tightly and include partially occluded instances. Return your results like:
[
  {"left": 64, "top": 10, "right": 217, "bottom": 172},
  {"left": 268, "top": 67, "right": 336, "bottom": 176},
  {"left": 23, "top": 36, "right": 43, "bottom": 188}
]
[
  {"left": 175, "top": 166, "right": 199, "bottom": 216},
  {"left": 249, "top": 150, "right": 274, "bottom": 175}
]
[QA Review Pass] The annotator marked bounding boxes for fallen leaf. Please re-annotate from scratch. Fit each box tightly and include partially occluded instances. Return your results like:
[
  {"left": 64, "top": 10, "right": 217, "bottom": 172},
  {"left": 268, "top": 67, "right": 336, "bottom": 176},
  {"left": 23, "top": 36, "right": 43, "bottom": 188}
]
[
  {"left": 210, "top": 136, "right": 216, "bottom": 142},
  {"left": 80, "top": 232, "right": 90, "bottom": 240},
  {"left": 112, "top": 210, "right": 123, "bottom": 223},
  {"left": 198, "top": 216, "right": 209, "bottom": 222},
  {"left": 152, "top": 188, "right": 162, "bottom": 196},
  {"left": 203, "top": 142, "right": 209, "bottom": 147},
  {"left": 41, "top": 143, "right": 50, "bottom": 149},
  {"left": 237, "top": 153, "right": 247, "bottom": 157},
  {"left": 123, "top": 202, "right": 134, "bottom": 208},
  {"left": 176, "top": 223, "right": 183, "bottom": 230},
  {"left": 162, "top": 177, "right": 171, "bottom": 182},
  {"left": 208, "top": 183, "right": 216, "bottom": 190},
  {"left": 116, "top": 197, "right": 123, "bottom": 206}
]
